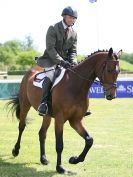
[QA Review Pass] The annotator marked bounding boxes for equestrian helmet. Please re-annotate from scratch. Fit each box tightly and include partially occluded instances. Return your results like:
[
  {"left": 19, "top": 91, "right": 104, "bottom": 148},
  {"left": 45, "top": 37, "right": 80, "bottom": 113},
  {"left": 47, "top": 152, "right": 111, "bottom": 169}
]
[{"left": 61, "top": 6, "right": 78, "bottom": 19}]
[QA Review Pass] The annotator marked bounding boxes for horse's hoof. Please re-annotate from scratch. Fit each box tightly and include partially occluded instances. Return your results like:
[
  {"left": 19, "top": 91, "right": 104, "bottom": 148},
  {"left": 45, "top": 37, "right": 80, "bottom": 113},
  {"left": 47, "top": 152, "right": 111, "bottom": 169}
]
[
  {"left": 69, "top": 156, "right": 79, "bottom": 164},
  {"left": 56, "top": 165, "right": 67, "bottom": 174},
  {"left": 69, "top": 156, "right": 84, "bottom": 164},
  {"left": 12, "top": 148, "right": 19, "bottom": 157},
  {"left": 40, "top": 156, "right": 49, "bottom": 165}
]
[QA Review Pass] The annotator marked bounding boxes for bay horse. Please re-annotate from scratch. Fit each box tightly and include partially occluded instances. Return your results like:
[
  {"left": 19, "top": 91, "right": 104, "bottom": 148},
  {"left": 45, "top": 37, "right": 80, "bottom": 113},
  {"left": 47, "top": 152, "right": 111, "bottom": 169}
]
[{"left": 7, "top": 48, "right": 121, "bottom": 174}]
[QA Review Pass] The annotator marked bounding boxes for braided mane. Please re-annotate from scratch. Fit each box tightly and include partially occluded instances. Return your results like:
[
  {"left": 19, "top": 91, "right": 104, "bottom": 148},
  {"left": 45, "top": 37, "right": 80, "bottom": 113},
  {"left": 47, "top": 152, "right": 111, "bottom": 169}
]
[
  {"left": 78, "top": 49, "right": 109, "bottom": 64},
  {"left": 87, "top": 49, "right": 108, "bottom": 57}
]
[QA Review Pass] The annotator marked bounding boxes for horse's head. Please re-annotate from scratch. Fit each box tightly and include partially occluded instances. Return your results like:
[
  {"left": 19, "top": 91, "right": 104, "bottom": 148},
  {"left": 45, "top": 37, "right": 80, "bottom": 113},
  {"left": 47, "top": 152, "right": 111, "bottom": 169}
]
[{"left": 97, "top": 48, "right": 122, "bottom": 100}]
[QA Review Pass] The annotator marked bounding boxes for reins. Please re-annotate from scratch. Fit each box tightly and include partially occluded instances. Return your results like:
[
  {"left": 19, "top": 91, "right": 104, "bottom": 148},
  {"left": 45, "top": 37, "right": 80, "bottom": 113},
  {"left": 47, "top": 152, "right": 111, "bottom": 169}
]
[
  {"left": 68, "top": 60, "right": 117, "bottom": 92},
  {"left": 68, "top": 68, "right": 93, "bottom": 82}
]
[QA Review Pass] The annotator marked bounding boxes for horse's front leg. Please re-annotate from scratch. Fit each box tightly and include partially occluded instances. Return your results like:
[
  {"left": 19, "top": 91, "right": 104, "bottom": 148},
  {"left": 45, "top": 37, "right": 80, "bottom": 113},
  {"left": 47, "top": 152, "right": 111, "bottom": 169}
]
[
  {"left": 55, "top": 118, "right": 66, "bottom": 174},
  {"left": 39, "top": 115, "right": 51, "bottom": 165},
  {"left": 69, "top": 120, "right": 93, "bottom": 164}
]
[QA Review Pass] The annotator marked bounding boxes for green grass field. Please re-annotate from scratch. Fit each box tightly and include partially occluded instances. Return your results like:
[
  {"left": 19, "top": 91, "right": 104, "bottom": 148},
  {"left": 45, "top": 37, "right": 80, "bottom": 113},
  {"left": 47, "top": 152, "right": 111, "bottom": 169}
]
[{"left": 0, "top": 99, "right": 133, "bottom": 177}]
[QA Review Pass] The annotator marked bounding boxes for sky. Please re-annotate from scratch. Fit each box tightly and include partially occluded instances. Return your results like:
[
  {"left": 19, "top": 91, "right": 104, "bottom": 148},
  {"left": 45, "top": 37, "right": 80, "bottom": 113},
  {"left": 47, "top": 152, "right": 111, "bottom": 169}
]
[{"left": 0, "top": 0, "right": 133, "bottom": 55}]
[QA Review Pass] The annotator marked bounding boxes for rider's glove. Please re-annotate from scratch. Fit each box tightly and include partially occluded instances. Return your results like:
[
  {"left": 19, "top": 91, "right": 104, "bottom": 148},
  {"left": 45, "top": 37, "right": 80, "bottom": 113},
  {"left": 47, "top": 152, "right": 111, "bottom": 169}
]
[
  {"left": 71, "top": 62, "right": 77, "bottom": 66},
  {"left": 60, "top": 60, "right": 71, "bottom": 69}
]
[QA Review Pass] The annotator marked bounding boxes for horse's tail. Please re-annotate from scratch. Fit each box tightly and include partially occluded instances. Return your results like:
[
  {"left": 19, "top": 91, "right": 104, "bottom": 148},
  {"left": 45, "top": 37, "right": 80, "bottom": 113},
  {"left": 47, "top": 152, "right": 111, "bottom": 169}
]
[{"left": 6, "top": 94, "right": 20, "bottom": 120}]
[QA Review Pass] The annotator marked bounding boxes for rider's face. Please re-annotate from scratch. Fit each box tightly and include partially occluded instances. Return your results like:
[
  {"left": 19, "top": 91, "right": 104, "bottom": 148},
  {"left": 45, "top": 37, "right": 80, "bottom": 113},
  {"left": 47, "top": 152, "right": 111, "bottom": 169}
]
[{"left": 63, "top": 15, "right": 77, "bottom": 26}]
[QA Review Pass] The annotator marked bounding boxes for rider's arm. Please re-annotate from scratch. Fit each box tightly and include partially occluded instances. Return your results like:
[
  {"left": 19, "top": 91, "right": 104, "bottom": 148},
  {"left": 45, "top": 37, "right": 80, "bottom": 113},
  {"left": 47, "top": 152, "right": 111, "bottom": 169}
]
[
  {"left": 46, "top": 26, "right": 63, "bottom": 64},
  {"left": 67, "top": 33, "right": 77, "bottom": 64}
]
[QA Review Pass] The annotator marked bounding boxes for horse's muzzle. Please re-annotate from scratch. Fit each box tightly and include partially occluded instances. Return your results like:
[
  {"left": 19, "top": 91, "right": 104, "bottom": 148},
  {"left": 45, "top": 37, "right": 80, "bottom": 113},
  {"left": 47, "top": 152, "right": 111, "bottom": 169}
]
[{"left": 106, "top": 94, "right": 116, "bottom": 100}]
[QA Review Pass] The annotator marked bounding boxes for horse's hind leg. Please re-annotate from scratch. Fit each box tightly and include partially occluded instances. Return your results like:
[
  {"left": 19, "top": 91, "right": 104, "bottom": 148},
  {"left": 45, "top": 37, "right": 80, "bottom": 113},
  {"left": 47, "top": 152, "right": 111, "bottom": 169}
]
[
  {"left": 39, "top": 115, "right": 51, "bottom": 165},
  {"left": 12, "top": 103, "right": 31, "bottom": 157},
  {"left": 69, "top": 119, "right": 93, "bottom": 164}
]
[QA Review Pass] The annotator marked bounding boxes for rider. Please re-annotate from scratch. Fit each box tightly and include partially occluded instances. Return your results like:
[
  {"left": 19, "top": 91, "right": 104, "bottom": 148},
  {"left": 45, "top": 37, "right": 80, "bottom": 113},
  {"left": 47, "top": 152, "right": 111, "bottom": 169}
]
[{"left": 37, "top": 6, "right": 78, "bottom": 116}]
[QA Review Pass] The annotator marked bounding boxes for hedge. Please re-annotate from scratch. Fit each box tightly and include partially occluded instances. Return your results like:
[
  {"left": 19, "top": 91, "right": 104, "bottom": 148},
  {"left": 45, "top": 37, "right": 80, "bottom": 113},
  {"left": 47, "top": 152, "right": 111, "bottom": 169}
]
[{"left": 8, "top": 70, "right": 27, "bottom": 75}]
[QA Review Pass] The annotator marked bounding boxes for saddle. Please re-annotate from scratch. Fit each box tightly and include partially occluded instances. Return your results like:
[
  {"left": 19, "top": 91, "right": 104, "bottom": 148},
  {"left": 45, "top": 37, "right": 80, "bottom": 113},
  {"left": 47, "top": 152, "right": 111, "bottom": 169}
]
[{"left": 33, "top": 66, "right": 65, "bottom": 89}]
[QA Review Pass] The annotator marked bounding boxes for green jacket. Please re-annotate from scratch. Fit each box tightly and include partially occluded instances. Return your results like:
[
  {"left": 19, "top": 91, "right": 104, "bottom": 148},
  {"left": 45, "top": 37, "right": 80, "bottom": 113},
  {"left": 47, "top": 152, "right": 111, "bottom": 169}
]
[{"left": 37, "top": 21, "right": 77, "bottom": 68}]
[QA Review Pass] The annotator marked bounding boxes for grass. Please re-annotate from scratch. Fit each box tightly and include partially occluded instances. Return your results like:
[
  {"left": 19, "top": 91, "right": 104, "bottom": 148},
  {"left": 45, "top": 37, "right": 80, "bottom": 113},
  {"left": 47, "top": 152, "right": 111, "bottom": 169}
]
[
  {"left": 0, "top": 98, "right": 133, "bottom": 177},
  {"left": 120, "top": 60, "right": 133, "bottom": 72}
]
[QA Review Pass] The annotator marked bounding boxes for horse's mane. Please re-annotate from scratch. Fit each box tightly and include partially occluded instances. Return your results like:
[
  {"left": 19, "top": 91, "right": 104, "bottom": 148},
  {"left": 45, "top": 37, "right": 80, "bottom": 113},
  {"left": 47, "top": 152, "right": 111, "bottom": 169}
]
[
  {"left": 78, "top": 49, "right": 109, "bottom": 64},
  {"left": 87, "top": 49, "right": 109, "bottom": 58}
]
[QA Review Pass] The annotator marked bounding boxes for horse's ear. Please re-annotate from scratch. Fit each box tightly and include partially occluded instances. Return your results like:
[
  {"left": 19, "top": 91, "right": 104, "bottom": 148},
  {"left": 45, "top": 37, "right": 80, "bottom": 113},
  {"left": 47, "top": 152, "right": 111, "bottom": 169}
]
[
  {"left": 117, "top": 49, "right": 122, "bottom": 59},
  {"left": 108, "top": 48, "right": 113, "bottom": 57}
]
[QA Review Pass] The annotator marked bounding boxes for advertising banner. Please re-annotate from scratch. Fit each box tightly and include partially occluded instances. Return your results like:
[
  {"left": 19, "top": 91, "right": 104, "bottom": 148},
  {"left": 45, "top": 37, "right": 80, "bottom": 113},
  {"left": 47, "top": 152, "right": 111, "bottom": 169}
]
[
  {"left": 0, "top": 78, "right": 132, "bottom": 99},
  {"left": 89, "top": 79, "right": 133, "bottom": 98}
]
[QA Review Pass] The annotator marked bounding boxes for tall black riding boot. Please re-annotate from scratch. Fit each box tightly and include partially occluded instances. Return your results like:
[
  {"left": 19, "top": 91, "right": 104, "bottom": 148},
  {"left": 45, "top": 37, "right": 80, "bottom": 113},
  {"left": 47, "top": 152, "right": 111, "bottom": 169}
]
[{"left": 37, "top": 77, "right": 52, "bottom": 116}]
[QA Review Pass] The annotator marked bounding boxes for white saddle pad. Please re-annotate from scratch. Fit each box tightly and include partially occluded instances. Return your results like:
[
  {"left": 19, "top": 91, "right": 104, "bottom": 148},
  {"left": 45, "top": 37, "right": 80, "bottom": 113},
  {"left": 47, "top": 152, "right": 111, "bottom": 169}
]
[{"left": 33, "top": 68, "right": 66, "bottom": 89}]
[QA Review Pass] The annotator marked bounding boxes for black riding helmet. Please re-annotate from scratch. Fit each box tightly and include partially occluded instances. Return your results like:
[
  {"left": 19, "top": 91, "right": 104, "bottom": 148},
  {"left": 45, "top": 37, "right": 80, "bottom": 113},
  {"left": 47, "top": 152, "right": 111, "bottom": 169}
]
[{"left": 61, "top": 6, "right": 78, "bottom": 19}]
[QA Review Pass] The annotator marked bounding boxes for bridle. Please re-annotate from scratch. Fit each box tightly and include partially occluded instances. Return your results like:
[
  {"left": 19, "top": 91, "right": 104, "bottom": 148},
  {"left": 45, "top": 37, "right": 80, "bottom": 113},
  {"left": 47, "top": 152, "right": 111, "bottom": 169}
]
[{"left": 98, "top": 61, "right": 118, "bottom": 93}]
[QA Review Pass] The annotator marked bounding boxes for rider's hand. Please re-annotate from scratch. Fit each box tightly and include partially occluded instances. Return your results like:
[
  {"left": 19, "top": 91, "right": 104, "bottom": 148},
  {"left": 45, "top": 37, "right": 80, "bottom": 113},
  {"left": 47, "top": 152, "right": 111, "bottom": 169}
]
[
  {"left": 71, "top": 62, "right": 77, "bottom": 66},
  {"left": 60, "top": 60, "right": 71, "bottom": 69}
]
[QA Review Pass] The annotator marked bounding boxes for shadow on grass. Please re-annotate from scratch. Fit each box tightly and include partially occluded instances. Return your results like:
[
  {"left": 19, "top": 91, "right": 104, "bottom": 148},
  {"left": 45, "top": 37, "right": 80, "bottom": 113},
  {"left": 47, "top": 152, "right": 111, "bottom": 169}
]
[{"left": 0, "top": 155, "right": 77, "bottom": 177}]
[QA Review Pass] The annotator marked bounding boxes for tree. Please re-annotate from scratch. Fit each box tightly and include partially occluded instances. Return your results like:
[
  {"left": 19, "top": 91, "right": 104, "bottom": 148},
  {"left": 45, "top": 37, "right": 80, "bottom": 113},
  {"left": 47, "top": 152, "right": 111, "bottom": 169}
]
[
  {"left": 4, "top": 40, "right": 23, "bottom": 55},
  {"left": 16, "top": 50, "right": 39, "bottom": 70},
  {"left": 0, "top": 36, "right": 40, "bottom": 70},
  {"left": 121, "top": 52, "right": 133, "bottom": 65},
  {"left": 77, "top": 55, "right": 85, "bottom": 62},
  {"left": 21, "top": 35, "right": 35, "bottom": 51},
  {"left": 0, "top": 40, "right": 22, "bottom": 65}
]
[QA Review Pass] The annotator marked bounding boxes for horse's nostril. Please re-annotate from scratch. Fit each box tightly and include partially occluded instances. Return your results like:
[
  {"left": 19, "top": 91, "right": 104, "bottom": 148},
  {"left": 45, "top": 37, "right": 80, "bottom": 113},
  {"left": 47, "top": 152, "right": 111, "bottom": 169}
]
[{"left": 106, "top": 95, "right": 113, "bottom": 100}]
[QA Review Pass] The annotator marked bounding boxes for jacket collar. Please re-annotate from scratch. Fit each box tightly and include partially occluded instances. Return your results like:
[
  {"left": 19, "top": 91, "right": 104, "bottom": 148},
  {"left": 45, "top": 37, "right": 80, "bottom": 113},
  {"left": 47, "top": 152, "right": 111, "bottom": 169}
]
[
  {"left": 62, "top": 20, "right": 68, "bottom": 29},
  {"left": 58, "top": 21, "right": 72, "bottom": 40}
]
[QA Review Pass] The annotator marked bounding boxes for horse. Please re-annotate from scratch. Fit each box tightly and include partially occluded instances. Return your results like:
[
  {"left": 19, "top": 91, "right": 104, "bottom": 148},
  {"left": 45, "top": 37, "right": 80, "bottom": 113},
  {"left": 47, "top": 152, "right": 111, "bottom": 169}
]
[{"left": 7, "top": 48, "right": 122, "bottom": 174}]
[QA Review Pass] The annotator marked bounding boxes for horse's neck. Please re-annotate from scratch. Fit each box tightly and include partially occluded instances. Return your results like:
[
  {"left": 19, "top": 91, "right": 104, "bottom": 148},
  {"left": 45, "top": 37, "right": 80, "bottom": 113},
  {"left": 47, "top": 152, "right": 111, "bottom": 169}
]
[
  {"left": 74, "top": 57, "right": 97, "bottom": 84},
  {"left": 74, "top": 53, "right": 106, "bottom": 83},
  {"left": 65, "top": 57, "right": 97, "bottom": 98}
]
